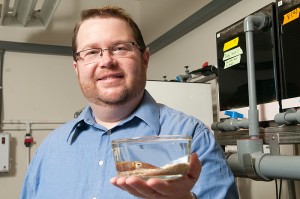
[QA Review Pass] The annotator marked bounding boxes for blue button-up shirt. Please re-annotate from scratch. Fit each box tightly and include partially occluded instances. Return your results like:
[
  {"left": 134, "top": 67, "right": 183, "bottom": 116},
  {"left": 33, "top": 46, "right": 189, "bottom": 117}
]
[{"left": 20, "top": 90, "right": 238, "bottom": 199}]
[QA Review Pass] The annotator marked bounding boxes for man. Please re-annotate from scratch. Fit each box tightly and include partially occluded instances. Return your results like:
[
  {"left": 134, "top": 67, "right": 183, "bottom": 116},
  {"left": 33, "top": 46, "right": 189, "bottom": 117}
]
[{"left": 20, "top": 6, "right": 238, "bottom": 199}]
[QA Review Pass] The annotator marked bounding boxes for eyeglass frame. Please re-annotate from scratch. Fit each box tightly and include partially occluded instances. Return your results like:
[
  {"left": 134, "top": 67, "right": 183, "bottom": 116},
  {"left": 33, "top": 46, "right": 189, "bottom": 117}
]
[{"left": 75, "top": 41, "right": 142, "bottom": 62}]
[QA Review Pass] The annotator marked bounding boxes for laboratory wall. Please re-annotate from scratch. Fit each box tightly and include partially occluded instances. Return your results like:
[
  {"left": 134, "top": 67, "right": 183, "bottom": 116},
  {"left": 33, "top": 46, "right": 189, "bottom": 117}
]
[
  {"left": 146, "top": 0, "right": 300, "bottom": 198},
  {"left": 0, "top": 51, "right": 87, "bottom": 199}
]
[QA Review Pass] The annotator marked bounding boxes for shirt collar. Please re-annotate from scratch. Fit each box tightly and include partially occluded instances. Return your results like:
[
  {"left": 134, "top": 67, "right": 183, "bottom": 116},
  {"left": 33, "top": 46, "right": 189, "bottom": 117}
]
[
  {"left": 66, "top": 106, "right": 93, "bottom": 144},
  {"left": 133, "top": 90, "right": 160, "bottom": 134},
  {"left": 66, "top": 90, "right": 161, "bottom": 144}
]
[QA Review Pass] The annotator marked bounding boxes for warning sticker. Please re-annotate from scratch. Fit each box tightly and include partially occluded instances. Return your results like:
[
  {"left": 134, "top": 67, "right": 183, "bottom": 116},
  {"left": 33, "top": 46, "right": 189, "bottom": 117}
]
[
  {"left": 283, "top": 7, "right": 300, "bottom": 25},
  {"left": 223, "top": 37, "right": 239, "bottom": 52}
]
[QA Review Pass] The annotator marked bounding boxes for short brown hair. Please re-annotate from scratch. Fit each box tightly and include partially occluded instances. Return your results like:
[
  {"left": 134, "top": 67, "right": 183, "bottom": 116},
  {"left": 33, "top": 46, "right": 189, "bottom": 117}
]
[{"left": 72, "top": 6, "right": 146, "bottom": 61}]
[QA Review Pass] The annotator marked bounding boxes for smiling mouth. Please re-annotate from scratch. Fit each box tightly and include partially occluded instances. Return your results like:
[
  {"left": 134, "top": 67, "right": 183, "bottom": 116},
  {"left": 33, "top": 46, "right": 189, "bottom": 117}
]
[{"left": 99, "top": 75, "right": 123, "bottom": 81}]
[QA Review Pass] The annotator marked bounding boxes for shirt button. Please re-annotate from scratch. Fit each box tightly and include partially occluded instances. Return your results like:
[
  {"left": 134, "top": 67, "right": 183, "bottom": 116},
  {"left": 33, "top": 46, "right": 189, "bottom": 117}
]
[
  {"left": 107, "top": 130, "right": 112, "bottom": 135},
  {"left": 99, "top": 160, "right": 104, "bottom": 166},
  {"left": 92, "top": 197, "right": 96, "bottom": 199}
]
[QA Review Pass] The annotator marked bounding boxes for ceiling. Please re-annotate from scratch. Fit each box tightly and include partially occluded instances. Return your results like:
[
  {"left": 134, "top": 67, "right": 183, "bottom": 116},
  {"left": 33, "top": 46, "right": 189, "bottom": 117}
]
[{"left": 0, "top": 0, "right": 211, "bottom": 47}]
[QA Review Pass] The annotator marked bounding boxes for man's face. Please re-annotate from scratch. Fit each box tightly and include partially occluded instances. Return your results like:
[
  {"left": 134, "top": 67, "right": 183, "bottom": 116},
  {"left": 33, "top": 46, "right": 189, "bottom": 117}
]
[{"left": 73, "top": 17, "right": 149, "bottom": 106}]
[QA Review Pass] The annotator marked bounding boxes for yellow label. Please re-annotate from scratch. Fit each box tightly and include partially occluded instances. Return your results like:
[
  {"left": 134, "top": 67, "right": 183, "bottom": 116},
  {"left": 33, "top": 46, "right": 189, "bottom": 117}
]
[
  {"left": 283, "top": 7, "right": 300, "bottom": 25},
  {"left": 223, "top": 37, "right": 239, "bottom": 52}
]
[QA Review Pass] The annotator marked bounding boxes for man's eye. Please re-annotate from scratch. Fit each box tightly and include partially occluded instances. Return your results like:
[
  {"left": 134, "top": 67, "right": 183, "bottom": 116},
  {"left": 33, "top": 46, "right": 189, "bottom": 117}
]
[
  {"left": 85, "top": 49, "right": 99, "bottom": 56},
  {"left": 112, "top": 45, "right": 129, "bottom": 52}
]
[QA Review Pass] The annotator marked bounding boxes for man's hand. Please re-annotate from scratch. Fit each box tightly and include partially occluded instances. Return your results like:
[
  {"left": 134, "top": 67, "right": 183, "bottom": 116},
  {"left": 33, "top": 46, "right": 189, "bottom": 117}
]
[{"left": 110, "top": 153, "right": 202, "bottom": 199}]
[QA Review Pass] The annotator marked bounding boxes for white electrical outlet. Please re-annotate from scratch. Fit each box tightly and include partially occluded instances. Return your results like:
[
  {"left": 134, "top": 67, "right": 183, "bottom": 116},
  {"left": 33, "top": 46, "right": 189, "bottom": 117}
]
[{"left": 0, "top": 132, "right": 10, "bottom": 172}]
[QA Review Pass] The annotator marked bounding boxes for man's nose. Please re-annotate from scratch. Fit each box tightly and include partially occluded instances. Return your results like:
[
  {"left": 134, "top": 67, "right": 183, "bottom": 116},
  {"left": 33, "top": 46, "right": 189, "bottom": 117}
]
[
  {"left": 98, "top": 49, "right": 114, "bottom": 67},
  {"left": 99, "top": 48, "right": 111, "bottom": 57}
]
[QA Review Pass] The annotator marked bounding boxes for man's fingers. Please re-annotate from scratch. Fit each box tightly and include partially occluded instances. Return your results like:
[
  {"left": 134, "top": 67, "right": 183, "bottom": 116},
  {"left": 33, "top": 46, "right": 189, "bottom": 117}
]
[{"left": 188, "top": 153, "right": 202, "bottom": 180}]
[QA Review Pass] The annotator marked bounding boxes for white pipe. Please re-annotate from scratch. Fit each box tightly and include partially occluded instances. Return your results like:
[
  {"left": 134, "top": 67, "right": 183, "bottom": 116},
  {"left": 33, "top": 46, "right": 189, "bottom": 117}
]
[
  {"left": 1, "top": 127, "right": 62, "bottom": 131},
  {"left": 26, "top": 147, "right": 30, "bottom": 168},
  {"left": 1, "top": 120, "right": 67, "bottom": 131},
  {"left": 1, "top": 120, "right": 66, "bottom": 166},
  {"left": 25, "top": 121, "right": 31, "bottom": 167},
  {"left": 26, "top": 121, "right": 31, "bottom": 134},
  {"left": 2, "top": 120, "right": 67, "bottom": 124}
]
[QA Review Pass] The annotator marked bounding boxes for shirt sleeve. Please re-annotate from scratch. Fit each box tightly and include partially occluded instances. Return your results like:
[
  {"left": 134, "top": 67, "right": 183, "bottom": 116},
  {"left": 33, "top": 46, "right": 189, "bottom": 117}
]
[
  {"left": 191, "top": 123, "right": 239, "bottom": 199},
  {"left": 19, "top": 132, "right": 51, "bottom": 199},
  {"left": 20, "top": 178, "right": 35, "bottom": 199}
]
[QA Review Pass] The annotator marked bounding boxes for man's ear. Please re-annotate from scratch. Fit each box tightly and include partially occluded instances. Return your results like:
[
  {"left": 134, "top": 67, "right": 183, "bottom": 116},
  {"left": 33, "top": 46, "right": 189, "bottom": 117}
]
[
  {"left": 73, "top": 61, "right": 79, "bottom": 76},
  {"left": 142, "top": 47, "right": 150, "bottom": 68}
]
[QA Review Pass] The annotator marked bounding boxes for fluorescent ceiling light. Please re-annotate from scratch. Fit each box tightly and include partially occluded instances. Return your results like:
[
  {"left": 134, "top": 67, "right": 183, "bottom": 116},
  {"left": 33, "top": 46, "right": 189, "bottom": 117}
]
[{"left": 0, "top": 0, "right": 60, "bottom": 28}]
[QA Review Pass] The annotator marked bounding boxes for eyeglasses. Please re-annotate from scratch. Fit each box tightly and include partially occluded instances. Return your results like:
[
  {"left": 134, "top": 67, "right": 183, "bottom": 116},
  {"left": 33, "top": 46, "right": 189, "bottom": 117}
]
[{"left": 76, "top": 42, "right": 141, "bottom": 63}]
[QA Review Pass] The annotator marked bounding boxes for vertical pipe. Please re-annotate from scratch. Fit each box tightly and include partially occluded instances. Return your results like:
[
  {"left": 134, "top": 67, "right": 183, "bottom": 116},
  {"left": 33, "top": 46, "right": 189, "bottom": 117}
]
[
  {"left": 26, "top": 147, "right": 31, "bottom": 167},
  {"left": 0, "top": 49, "right": 4, "bottom": 129},
  {"left": 244, "top": 16, "right": 260, "bottom": 138},
  {"left": 26, "top": 122, "right": 31, "bottom": 166}
]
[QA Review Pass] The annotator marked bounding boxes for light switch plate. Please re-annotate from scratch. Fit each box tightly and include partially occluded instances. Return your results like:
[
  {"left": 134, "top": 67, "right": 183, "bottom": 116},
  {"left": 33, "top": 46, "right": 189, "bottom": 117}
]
[{"left": 0, "top": 132, "right": 10, "bottom": 172}]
